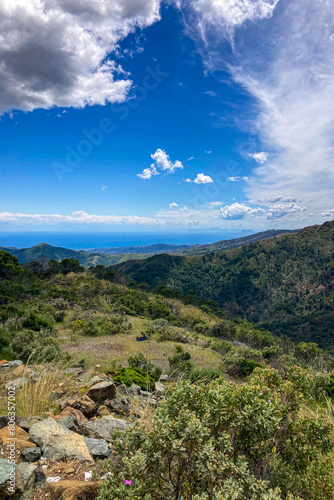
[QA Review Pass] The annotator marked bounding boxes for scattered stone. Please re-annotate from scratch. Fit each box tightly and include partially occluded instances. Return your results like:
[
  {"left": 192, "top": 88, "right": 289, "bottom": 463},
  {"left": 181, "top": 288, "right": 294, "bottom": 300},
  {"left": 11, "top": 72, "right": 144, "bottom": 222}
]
[
  {"left": 2, "top": 439, "right": 37, "bottom": 453},
  {"left": 140, "top": 390, "right": 151, "bottom": 397},
  {"left": 29, "top": 418, "right": 93, "bottom": 462},
  {"left": 87, "top": 381, "right": 117, "bottom": 403},
  {"left": 9, "top": 360, "right": 23, "bottom": 368},
  {"left": 148, "top": 398, "right": 158, "bottom": 408},
  {"left": 21, "top": 447, "right": 41, "bottom": 462},
  {"left": 117, "top": 384, "right": 128, "bottom": 395},
  {"left": 84, "top": 437, "right": 110, "bottom": 458},
  {"left": 18, "top": 416, "right": 44, "bottom": 431},
  {"left": 65, "top": 395, "right": 96, "bottom": 419},
  {"left": 107, "top": 399, "right": 130, "bottom": 417},
  {"left": 83, "top": 415, "right": 133, "bottom": 442},
  {"left": 97, "top": 405, "right": 110, "bottom": 417},
  {"left": 0, "top": 425, "right": 32, "bottom": 442},
  {"left": 154, "top": 382, "right": 165, "bottom": 397},
  {"left": 95, "top": 364, "right": 101, "bottom": 369},
  {"left": 35, "top": 467, "right": 46, "bottom": 486},
  {"left": 159, "top": 374, "right": 169, "bottom": 382},
  {"left": 129, "top": 384, "right": 141, "bottom": 395},
  {"left": 12, "top": 364, "right": 27, "bottom": 377},
  {"left": 57, "top": 416, "right": 82, "bottom": 433},
  {"left": 55, "top": 407, "right": 88, "bottom": 425},
  {"left": 62, "top": 367, "right": 83, "bottom": 377},
  {"left": 16, "top": 462, "right": 37, "bottom": 498},
  {"left": 86, "top": 375, "right": 103, "bottom": 386},
  {"left": 0, "top": 457, "right": 17, "bottom": 497},
  {"left": 49, "top": 480, "right": 103, "bottom": 500},
  {"left": 78, "top": 368, "right": 95, "bottom": 383},
  {"left": 0, "top": 360, "right": 8, "bottom": 368},
  {"left": 5, "top": 378, "right": 23, "bottom": 390}
]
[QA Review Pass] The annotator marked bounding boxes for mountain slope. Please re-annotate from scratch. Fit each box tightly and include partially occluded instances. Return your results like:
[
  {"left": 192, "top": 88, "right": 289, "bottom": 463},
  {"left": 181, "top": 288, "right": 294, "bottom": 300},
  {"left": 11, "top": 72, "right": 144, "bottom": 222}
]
[
  {"left": 114, "top": 222, "right": 334, "bottom": 348},
  {"left": 0, "top": 243, "right": 145, "bottom": 267},
  {"left": 84, "top": 243, "right": 192, "bottom": 255},
  {"left": 175, "top": 229, "right": 298, "bottom": 255}
]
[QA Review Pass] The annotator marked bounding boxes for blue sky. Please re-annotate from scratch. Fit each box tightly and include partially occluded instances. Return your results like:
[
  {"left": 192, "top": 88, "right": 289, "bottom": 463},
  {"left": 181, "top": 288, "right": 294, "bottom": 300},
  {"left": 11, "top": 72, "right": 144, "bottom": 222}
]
[{"left": 0, "top": 0, "right": 333, "bottom": 234}]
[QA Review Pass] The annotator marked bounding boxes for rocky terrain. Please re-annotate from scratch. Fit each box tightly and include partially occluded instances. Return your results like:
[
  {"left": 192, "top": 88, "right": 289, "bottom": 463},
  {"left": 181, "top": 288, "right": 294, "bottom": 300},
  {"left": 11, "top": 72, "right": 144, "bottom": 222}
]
[{"left": 0, "top": 359, "right": 166, "bottom": 499}]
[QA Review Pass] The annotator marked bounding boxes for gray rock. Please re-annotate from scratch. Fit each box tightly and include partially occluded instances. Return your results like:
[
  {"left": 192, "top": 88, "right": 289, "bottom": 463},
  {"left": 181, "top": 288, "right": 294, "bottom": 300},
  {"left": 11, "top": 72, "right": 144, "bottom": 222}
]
[
  {"left": 129, "top": 384, "right": 141, "bottom": 395},
  {"left": 117, "top": 384, "right": 128, "bottom": 395},
  {"left": 0, "top": 458, "right": 17, "bottom": 497},
  {"left": 57, "top": 416, "right": 82, "bottom": 433},
  {"left": 9, "top": 360, "right": 23, "bottom": 368},
  {"left": 148, "top": 398, "right": 157, "bottom": 408},
  {"left": 17, "top": 462, "right": 37, "bottom": 499},
  {"left": 84, "top": 437, "right": 110, "bottom": 458},
  {"left": 62, "top": 367, "right": 83, "bottom": 376},
  {"left": 29, "top": 418, "right": 93, "bottom": 462},
  {"left": 140, "top": 390, "right": 151, "bottom": 397},
  {"left": 78, "top": 368, "right": 95, "bottom": 383},
  {"left": 159, "top": 374, "right": 169, "bottom": 383},
  {"left": 83, "top": 416, "right": 133, "bottom": 442},
  {"left": 34, "top": 468, "right": 46, "bottom": 486},
  {"left": 21, "top": 447, "right": 41, "bottom": 463},
  {"left": 87, "top": 381, "right": 117, "bottom": 403},
  {"left": 154, "top": 382, "right": 165, "bottom": 397},
  {"left": 18, "top": 416, "right": 44, "bottom": 431},
  {"left": 87, "top": 375, "right": 103, "bottom": 386},
  {"left": 0, "top": 363, "right": 10, "bottom": 370},
  {"left": 5, "top": 378, "right": 23, "bottom": 390}
]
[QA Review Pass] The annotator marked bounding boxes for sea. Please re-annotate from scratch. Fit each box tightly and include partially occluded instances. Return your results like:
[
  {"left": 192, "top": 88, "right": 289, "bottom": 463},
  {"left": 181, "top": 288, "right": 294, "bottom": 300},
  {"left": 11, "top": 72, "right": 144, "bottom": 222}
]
[{"left": 0, "top": 230, "right": 253, "bottom": 250}]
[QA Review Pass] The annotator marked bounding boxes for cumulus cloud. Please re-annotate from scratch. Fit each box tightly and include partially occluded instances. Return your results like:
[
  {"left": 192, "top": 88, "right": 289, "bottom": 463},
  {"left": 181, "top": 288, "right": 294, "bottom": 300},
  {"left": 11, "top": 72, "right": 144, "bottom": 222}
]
[
  {"left": 169, "top": 202, "right": 179, "bottom": 208},
  {"left": 249, "top": 152, "right": 269, "bottom": 164},
  {"left": 267, "top": 203, "right": 306, "bottom": 219},
  {"left": 0, "top": 0, "right": 161, "bottom": 113},
  {"left": 138, "top": 149, "right": 183, "bottom": 179},
  {"left": 218, "top": 202, "right": 264, "bottom": 220},
  {"left": 185, "top": 173, "right": 214, "bottom": 184}
]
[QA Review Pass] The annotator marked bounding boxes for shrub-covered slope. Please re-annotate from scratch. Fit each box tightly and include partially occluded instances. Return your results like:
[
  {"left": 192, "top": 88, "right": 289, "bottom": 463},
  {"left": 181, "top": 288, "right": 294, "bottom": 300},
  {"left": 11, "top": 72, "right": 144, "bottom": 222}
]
[{"left": 114, "top": 221, "right": 334, "bottom": 348}]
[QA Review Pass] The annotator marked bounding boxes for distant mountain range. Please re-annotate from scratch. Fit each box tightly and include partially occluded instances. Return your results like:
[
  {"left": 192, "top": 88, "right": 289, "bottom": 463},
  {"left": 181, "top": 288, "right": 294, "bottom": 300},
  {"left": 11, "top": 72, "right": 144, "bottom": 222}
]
[
  {"left": 0, "top": 230, "right": 298, "bottom": 267},
  {"left": 113, "top": 222, "right": 334, "bottom": 348}
]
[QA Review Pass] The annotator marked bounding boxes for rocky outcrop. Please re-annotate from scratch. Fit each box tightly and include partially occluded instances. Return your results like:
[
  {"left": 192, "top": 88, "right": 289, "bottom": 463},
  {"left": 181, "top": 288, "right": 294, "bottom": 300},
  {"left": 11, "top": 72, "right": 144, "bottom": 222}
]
[
  {"left": 83, "top": 416, "right": 133, "bottom": 442},
  {"left": 29, "top": 418, "right": 93, "bottom": 462},
  {"left": 87, "top": 381, "right": 117, "bottom": 403}
]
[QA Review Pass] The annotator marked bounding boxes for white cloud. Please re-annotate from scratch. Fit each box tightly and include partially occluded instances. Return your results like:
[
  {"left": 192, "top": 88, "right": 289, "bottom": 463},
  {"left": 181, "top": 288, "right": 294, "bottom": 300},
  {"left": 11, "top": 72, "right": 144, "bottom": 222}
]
[
  {"left": 191, "top": 0, "right": 279, "bottom": 39},
  {"left": 252, "top": 196, "right": 299, "bottom": 204},
  {"left": 321, "top": 209, "right": 334, "bottom": 217},
  {"left": 267, "top": 203, "right": 306, "bottom": 220},
  {"left": 138, "top": 149, "right": 183, "bottom": 179},
  {"left": 101, "top": 185, "right": 108, "bottom": 191},
  {"left": 186, "top": 173, "right": 214, "bottom": 184},
  {"left": 205, "top": 90, "right": 217, "bottom": 97},
  {"left": 205, "top": 150, "right": 212, "bottom": 154},
  {"left": 207, "top": 201, "right": 224, "bottom": 207},
  {"left": 228, "top": 176, "right": 249, "bottom": 182},
  {"left": 187, "top": 156, "right": 195, "bottom": 161},
  {"left": 137, "top": 166, "right": 159, "bottom": 180},
  {"left": 169, "top": 202, "right": 179, "bottom": 208},
  {"left": 249, "top": 152, "right": 269, "bottom": 164},
  {"left": 218, "top": 202, "right": 265, "bottom": 220},
  {"left": 0, "top": 0, "right": 161, "bottom": 113}
]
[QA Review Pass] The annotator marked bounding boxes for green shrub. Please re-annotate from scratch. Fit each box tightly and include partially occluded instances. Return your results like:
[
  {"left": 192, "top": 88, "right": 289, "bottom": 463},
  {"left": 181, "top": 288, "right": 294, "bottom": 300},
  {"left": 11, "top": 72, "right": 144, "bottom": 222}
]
[
  {"left": 102, "top": 315, "right": 126, "bottom": 335},
  {"left": 10, "top": 328, "right": 63, "bottom": 363},
  {"left": 111, "top": 367, "right": 155, "bottom": 391},
  {"left": 168, "top": 345, "right": 193, "bottom": 373},
  {"left": 240, "top": 359, "right": 265, "bottom": 375},
  {"left": 97, "top": 374, "right": 334, "bottom": 500},
  {"left": 127, "top": 353, "right": 162, "bottom": 381},
  {"left": 185, "top": 367, "right": 226, "bottom": 383},
  {"left": 326, "top": 373, "right": 334, "bottom": 398}
]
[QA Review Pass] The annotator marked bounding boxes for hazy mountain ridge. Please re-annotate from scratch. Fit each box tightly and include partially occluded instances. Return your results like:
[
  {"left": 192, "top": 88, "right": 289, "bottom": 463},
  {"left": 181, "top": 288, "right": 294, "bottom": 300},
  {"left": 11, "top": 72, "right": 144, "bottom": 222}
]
[{"left": 113, "top": 222, "right": 334, "bottom": 348}]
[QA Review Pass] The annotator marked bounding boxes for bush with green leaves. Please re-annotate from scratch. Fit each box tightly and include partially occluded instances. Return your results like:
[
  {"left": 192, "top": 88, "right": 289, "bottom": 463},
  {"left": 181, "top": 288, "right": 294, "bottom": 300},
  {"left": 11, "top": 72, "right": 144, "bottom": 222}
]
[
  {"left": 10, "top": 328, "right": 63, "bottom": 363},
  {"left": 168, "top": 345, "right": 193, "bottom": 374},
  {"left": 184, "top": 366, "right": 226, "bottom": 383},
  {"left": 97, "top": 371, "right": 333, "bottom": 499},
  {"left": 111, "top": 367, "right": 155, "bottom": 391},
  {"left": 127, "top": 353, "right": 162, "bottom": 381},
  {"left": 102, "top": 315, "right": 127, "bottom": 335}
]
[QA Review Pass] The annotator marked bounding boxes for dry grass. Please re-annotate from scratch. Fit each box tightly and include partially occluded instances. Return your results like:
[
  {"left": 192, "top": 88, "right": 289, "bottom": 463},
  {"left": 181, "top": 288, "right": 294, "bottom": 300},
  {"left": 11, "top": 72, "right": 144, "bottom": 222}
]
[{"left": 17, "top": 363, "right": 61, "bottom": 417}]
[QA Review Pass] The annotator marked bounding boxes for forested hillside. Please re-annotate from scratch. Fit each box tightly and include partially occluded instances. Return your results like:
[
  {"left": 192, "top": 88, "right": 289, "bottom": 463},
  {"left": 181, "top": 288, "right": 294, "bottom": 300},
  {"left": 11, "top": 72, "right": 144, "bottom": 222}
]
[{"left": 114, "top": 221, "right": 334, "bottom": 348}]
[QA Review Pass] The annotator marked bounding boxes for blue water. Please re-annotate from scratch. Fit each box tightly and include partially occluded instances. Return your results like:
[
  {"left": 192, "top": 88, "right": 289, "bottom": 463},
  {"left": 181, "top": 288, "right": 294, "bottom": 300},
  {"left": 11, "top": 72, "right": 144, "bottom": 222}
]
[{"left": 0, "top": 231, "right": 253, "bottom": 250}]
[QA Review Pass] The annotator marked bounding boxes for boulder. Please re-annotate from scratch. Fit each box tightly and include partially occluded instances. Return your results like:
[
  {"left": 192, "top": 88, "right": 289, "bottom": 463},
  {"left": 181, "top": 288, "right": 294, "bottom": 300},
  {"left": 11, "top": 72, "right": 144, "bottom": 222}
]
[
  {"left": 12, "top": 364, "right": 27, "bottom": 377},
  {"left": 97, "top": 405, "right": 110, "bottom": 418},
  {"left": 83, "top": 416, "right": 133, "bottom": 442},
  {"left": 87, "top": 381, "right": 117, "bottom": 403},
  {"left": 154, "top": 382, "right": 165, "bottom": 397},
  {"left": 57, "top": 416, "right": 82, "bottom": 433},
  {"left": 5, "top": 378, "right": 23, "bottom": 390},
  {"left": 29, "top": 418, "right": 93, "bottom": 462},
  {"left": 86, "top": 375, "right": 103, "bottom": 386},
  {"left": 49, "top": 480, "right": 103, "bottom": 500},
  {"left": 21, "top": 447, "right": 41, "bottom": 462},
  {"left": 159, "top": 374, "right": 169, "bottom": 383},
  {"left": 117, "top": 384, "right": 128, "bottom": 396},
  {"left": 78, "top": 368, "right": 95, "bottom": 383},
  {"left": 9, "top": 360, "right": 23, "bottom": 368},
  {"left": 0, "top": 458, "right": 17, "bottom": 498},
  {"left": 55, "top": 407, "right": 88, "bottom": 425},
  {"left": 16, "top": 462, "right": 37, "bottom": 499},
  {"left": 84, "top": 437, "right": 110, "bottom": 458},
  {"left": 2, "top": 438, "right": 37, "bottom": 453},
  {"left": 65, "top": 395, "right": 96, "bottom": 419},
  {"left": 129, "top": 384, "right": 141, "bottom": 395},
  {"left": 0, "top": 426, "right": 32, "bottom": 442},
  {"left": 18, "top": 416, "right": 44, "bottom": 431},
  {"left": 0, "top": 360, "right": 8, "bottom": 368}
]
